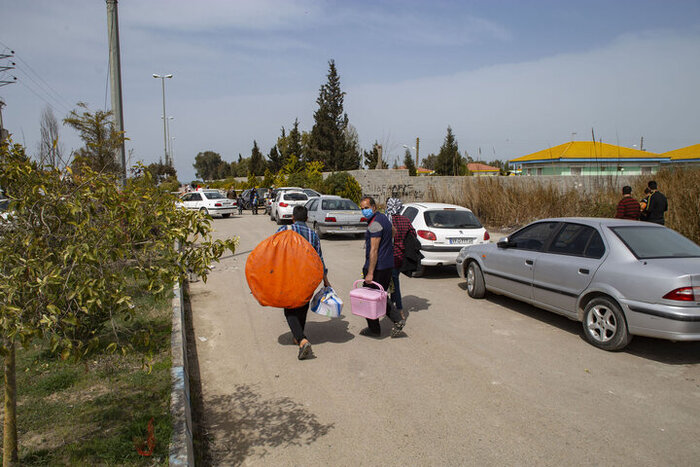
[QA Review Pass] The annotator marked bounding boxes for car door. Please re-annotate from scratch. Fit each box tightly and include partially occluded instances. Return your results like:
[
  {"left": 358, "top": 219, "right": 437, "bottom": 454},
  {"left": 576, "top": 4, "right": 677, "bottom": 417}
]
[
  {"left": 306, "top": 198, "right": 320, "bottom": 224},
  {"left": 482, "top": 221, "right": 560, "bottom": 301},
  {"left": 532, "top": 223, "right": 607, "bottom": 316}
]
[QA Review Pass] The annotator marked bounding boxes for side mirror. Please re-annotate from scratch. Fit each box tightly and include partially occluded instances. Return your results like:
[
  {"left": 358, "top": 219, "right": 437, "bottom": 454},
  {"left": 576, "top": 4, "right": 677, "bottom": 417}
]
[{"left": 497, "top": 237, "right": 512, "bottom": 249}]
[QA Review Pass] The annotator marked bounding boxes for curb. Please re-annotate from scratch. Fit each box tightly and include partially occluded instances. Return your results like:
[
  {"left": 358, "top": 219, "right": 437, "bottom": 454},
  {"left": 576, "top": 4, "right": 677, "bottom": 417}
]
[{"left": 169, "top": 280, "right": 195, "bottom": 465}]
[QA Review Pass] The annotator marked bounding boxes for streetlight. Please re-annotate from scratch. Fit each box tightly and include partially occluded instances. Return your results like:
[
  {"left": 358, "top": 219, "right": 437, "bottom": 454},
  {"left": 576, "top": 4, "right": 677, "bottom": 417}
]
[
  {"left": 153, "top": 73, "right": 172, "bottom": 165},
  {"left": 162, "top": 115, "right": 174, "bottom": 165}
]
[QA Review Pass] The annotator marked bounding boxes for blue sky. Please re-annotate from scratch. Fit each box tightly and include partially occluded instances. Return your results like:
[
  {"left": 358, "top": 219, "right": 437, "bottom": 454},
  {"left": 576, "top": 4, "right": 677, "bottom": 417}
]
[{"left": 1, "top": 0, "right": 699, "bottom": 181}]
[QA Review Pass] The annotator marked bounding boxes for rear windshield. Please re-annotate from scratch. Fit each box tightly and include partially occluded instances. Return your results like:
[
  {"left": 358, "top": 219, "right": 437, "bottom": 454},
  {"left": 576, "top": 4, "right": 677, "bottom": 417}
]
[
  {"left": 203, "top": 191, "right": 225, "bottom": 200},
  {"left": 322, "top": 199, "right": 359, "bottom": 211},
  {"left": 284, "top": 193, "right": 308, "bottom": 201},
  {"left": 611, "top": 226, "right": 700, "bottom": 259},
  {"left": 423, "top": 210, "right": 482, "bottom": 229}
]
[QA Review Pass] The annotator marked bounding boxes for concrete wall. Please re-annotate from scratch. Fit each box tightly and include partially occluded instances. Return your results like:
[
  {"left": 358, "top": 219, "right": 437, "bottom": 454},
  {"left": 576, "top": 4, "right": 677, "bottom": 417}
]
[{"left": 342, "top": 169, "right": 638, "bottom": 205}]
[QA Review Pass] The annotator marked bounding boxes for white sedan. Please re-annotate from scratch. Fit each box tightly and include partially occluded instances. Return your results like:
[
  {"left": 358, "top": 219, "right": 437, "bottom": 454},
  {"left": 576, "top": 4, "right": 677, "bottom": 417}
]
[
  {"left": 176, "top": 189, "right": 236, "bottom": 218},
  {"left": 399, "top": 202, "right": 490, "bottom": 276}
]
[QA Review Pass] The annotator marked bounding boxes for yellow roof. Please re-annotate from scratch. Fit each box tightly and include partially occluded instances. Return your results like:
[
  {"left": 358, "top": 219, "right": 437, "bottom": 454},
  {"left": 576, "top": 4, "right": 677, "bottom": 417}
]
[
  {"left": 663, "top": 144, "right": 700, "bottom": 161},
  {"left": 511, "top": 141, "right": 662, "bottom": 163}
]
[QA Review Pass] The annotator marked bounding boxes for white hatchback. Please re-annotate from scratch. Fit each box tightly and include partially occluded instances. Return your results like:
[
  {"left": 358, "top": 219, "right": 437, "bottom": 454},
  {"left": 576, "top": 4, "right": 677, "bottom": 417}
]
[
  {"left": 400, "top": 202, "right": 489, "bottom": 275},
  {"left": 271, "top": 191, "right": 309, "bottom": 224},
  {"left": 176, "top": 189, "right": 236, "bottom": 218}
]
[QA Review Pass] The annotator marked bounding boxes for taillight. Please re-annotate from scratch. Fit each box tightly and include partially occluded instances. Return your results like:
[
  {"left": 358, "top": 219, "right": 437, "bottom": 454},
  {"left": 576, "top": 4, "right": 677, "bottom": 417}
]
[
  {"left": 483, "top": 230, "right": 490, "bottom": 241},
  {"left": 417, "top": 230, "right": 436, "bottom": 241},
  {"left": 360, "top": 217, "right": 368, "bottom": 223},
  {"left": 279, "top": 202, "right": 288, "bottom": 207},
  {"left": 215, "top": 202, "right": 222, "bottom": 207},
  {"left": 663, "top": 287, "right": 699, "bottom": 301},
  {"left": 325, "top": 217, "right": 337, "bottom": 222}
]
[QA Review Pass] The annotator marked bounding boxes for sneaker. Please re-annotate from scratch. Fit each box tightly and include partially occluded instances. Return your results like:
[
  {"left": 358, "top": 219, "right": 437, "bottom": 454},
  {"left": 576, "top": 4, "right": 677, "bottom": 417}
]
[
  {"left": 359, "top": 327, "right": 381, "bottom": 338},
  {"left": 390, "top": 320, "right": 406, "bottom": 338},
  {"left": 298, "top": 341, "right": 312, "bottom": 360}
]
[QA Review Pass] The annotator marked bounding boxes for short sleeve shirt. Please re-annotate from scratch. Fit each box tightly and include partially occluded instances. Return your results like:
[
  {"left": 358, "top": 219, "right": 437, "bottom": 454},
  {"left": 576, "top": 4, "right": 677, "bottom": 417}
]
[{"left": 364, "top": 212, "right": 394, "bottom": 271}]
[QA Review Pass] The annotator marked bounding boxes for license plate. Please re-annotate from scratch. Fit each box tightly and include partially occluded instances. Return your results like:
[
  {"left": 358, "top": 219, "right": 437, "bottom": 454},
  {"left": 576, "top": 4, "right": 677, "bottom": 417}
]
[{"left": 448, "top": 238, "right": 474, "bottom": 245}]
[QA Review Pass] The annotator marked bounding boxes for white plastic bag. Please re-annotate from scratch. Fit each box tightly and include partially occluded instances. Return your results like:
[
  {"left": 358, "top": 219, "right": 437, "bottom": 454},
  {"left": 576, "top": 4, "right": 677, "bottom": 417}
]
[{"left": 310, "top": 286, "right": 343, "bottom": 318}]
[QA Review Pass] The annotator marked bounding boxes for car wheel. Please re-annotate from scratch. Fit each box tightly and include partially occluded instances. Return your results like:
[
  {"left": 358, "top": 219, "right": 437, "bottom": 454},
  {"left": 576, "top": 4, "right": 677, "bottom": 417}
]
[
  {"left": 412, "top": 263, "right": 425, "bottom": 278},
  {"left": 466, "top": 261, "right": 486, "bottom": 299},
  {"left": 222, "top": 213, "right": 231, "bottom": 218},
  {"left": 275, "top": 214, "right": 282, "bottom": 225},
  {"left": 313, "top": 222, "right": 324, "bottom": 239},
  {"left": 582, "top": 297, "right": 632, "bottom": 351},
  {"left": 199, "top": 207, "right": 210, "bottom": 217}
]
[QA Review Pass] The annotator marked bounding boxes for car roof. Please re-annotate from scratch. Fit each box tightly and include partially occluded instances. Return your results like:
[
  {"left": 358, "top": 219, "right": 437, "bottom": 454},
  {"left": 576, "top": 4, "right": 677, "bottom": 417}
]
[
  {"left": 317, "top": 195, "right": 342, "bottom": 199},
  {"left": 275, "top": 186, "right": 303, "bottom": 191},
  {"left": 281, "top": 190, "right": 307, "bottom": 196},
  {"left": 528, "top": 217, "right": 666, "bottom": 228},
  {"left": 404, "top": 202, "right": 473, "bottom": 211}
]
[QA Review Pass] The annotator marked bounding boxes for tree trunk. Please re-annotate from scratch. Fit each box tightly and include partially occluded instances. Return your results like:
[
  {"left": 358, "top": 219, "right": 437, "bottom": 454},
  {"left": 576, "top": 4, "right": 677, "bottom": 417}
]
[{"left": 3, "top": 342, "right": 18, "bottom": 467}]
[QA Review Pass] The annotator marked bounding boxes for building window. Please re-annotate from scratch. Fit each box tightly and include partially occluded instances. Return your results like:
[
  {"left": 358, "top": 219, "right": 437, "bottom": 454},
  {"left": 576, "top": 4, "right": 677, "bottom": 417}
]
[
  {"left": 527, "top": 168, "right": 532, "bottom": 175},
  {"left": 536, "top": 167, "right": 543, "bottom": 175},
  {"left": 641, "top": 166, "right": 652, "bottom": 174},
  {"left": 571, "top": 167, "right": 582, "bottom": 176}
]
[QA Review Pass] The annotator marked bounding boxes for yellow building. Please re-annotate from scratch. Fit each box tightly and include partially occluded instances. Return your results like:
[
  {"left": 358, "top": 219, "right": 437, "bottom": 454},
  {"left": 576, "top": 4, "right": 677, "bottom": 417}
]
[{"left": 663, "top": 144, "right": 700, "bottom": 167}]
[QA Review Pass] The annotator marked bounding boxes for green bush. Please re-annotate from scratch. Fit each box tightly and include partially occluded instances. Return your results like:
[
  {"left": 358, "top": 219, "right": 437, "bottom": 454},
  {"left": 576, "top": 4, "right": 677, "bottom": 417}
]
[{"left": 322, "top": 172, "right": 362, "bottom": 204}]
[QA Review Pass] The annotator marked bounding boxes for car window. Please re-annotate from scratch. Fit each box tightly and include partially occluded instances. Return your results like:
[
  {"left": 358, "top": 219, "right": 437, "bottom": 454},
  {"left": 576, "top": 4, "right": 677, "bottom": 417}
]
[
  {"left": 610, "top": 226, "right": 700, "bottom": 259},
  {"left": 184, "top": 193, "right": 202, "bottom": 201},
  {"left": 509, "top": 222, "right": 559, "bottom": 251},
  {"left": 585, "top": 231, "right": 606, "bottom": 259},
  {"left": 423, "top": 210, "right": 482, "bottom": 229},
  {"left": 547, "top": 223, "right": 596, "bottom": 256},
  {"left": 307, "top": 199, "right": 319, "bottom": 211},
  {"left": 203, "top": 191, "right": 225, "bottom": 200},
  {"left": 322, "top": 199, "right": 359, "bottom": 210},
  {"left": 303, "top": 189, "right": 320, "bottom": 197},
  {"left": 284, "top": 193, "right": 308, "bottom": 201},
  {"left": 402, "top": 206, "right": 419, "bottom": 222}
]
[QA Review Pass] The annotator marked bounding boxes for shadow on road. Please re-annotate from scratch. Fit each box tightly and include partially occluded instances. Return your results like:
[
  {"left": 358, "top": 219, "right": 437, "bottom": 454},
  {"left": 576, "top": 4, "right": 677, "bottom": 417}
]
[
  {"left": 205, "top": 385, "right": 334, "bottom": 466},
  {"left": 401, "top": 295, "right": 431, "bottom": 313},
  {"left": 277, "top": 318, "right": 356, "bottom": 346},
  {"left": 480, "top": 293, "right": 700, "bottom": 364}
]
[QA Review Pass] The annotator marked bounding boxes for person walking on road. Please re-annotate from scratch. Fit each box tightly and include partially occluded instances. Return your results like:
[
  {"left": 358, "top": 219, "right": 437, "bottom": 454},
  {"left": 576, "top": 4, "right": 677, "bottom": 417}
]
[
  {"left": 614, "top": 186, "right": 641, "bottom": 220},
  {"left": 276, "top": 205, "right": 331, "bottom": 360},
  {"left": 250, "top": 189, "right": 259, "bottom": 215},
  {"left": 642, "top": 180, "right": 668, "bottom": 225},
  {"left": 385, "top": 197, "right": 415, "bottom": 321},
  {"left": 359, "top": 196, "right": 406, "bottom": 338}
]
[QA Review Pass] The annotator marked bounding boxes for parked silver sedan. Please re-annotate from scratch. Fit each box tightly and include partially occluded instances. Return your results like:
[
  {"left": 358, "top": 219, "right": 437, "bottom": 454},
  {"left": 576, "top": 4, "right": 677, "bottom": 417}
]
[
  {"left": 305, "top": 195, "right": 367, "bottom": 237},
  {"left": 456, "top": 217, "right": 700, "bottom": 351}
]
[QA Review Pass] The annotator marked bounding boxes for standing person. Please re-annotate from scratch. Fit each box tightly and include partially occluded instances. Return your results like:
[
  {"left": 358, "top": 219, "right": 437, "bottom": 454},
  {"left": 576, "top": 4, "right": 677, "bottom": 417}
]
[
  {"left": 237, "top": 193, "right": 244, "bottom": 215},
  {"left": 276, "top": 205, "right": 331, "bottom": 360},
  {"left": 385, "top": 197, "right": 415, "bottom": 321},
  {"left": 250, "top": 188, "right": 259, "bottom": 215},
  {"left": 643, "top": 180, "right": 668, "bottom": 225},
  {"left": 614, "top": 186, "right": 641, "bottom": 220},
  {"left": 359, "top": 196, "right": 406, "bottom": 338}
]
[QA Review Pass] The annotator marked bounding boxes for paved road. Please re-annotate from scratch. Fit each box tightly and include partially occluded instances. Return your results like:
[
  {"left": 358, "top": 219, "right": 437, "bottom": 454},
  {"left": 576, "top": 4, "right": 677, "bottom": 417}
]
[{"left": 189, "top": 212, "right": 700, "bottom": 466}]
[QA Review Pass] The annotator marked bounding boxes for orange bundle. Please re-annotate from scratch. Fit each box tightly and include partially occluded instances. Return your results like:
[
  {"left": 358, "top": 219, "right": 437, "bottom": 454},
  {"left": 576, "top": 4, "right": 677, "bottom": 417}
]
[{"left": 245, "top": 229, "right": 323, "bottom": 308}]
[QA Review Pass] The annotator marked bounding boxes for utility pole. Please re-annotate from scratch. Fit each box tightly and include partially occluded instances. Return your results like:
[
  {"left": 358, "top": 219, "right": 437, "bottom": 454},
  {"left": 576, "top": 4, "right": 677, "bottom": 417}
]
[
  {"left": 415, "top": 137, "right": 420, "bottom": 168},
  {"left": 0, "top": 51, "right": 17, "bottom": 142},
  {"left": 106, "top": 0, "right": 127, "bottom": 186},
  {"left": 0, "top": 99, "right": 7, "bottom": 142},
  {"left": 640, "top": 136, "right": 644, "bottom": 151}
]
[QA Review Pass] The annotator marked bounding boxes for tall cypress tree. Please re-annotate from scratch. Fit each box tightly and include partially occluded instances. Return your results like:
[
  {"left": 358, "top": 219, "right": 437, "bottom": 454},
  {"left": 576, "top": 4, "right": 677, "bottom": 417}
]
[
  {"left": 435, "top": 126, "right": 460, "bottom": 175},
  {"left": 249, "top": 140, "right": 266, "bottom": 176},
  {"left": 267, "top": 145, "right": 283, "bottom": 173},
  {"left": 309, "top": 60, "right": 360, "bottom": 171}
]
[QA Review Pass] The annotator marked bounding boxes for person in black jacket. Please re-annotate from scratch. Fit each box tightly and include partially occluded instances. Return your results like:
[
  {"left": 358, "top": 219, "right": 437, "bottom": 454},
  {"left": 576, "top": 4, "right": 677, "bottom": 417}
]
[{"left": 643, "top": 180, "right": 668, "bottom": 225}]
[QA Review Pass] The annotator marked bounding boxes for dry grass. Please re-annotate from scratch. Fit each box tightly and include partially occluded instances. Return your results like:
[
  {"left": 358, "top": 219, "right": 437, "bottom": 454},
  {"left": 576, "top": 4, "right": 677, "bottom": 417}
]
[{"left": 426, "top": 168, "right": 700, "bottom": 244}]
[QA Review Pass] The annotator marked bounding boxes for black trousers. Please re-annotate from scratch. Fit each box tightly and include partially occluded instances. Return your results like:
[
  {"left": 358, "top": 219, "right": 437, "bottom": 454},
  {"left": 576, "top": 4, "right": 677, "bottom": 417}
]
[
  {"left": 362, "top": 267, "right": 402, "bottom": 334},
  {"left": 284, "top": 302, "right": 309, "bottom": 343}
]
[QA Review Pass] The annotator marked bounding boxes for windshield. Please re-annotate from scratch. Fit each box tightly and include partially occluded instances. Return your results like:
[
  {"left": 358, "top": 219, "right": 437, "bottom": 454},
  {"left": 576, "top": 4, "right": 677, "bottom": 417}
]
[
  {"left": 611, "top": 226, "right": 700, "bottom": 259},
  {"left": 423, "top": 210, "right": 482, "bottom": 229},
  {"left": 203, "top": 191, "right": 225, "bottom": 200},
  {"left": 284, "top": 193, "right": 308, "bottom": 201},
  {"left": 322, "top": 199, "right": 359, "bottom": 211}
]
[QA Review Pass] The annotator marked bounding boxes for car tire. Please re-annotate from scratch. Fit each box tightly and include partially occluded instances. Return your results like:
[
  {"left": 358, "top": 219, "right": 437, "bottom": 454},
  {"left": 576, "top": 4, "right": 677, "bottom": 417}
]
[
  {"left": 275, "top": 214, "right": 282, "bottom": 225},
  {"left": 582, "top": 297, "right": 632, "bottom": 351},
  {"left": 466, "top": 261, "right": 486, "bottom": 299},
  {"left": 313, "top": 222, "right": 324, "bottom": 239},
  {"left": 199, "top": 207, "right": 210, "bottom": 217},
  {"left": 222, "top": 213, "right": 231, "bottom": 218},
  {"left": 412, "top": 263, "right": 425, "bottom": 278}
]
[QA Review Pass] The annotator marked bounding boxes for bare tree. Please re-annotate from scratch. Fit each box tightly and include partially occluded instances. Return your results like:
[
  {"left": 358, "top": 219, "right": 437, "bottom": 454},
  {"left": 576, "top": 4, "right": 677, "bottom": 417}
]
[{"left": 37, "top": 106, "right": 65, "bottom": 168}]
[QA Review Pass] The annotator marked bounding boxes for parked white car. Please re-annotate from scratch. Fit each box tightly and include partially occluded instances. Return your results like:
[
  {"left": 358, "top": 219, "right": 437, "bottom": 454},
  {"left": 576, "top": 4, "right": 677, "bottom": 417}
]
[
  {"left": 305, "top": 195, "right": 367, "bottom": 237},
  {"left": 270, "top": 190, "right": 309, "bottom": 224},
  {"left": 176, "top": 189, "right": 236, "bottom": 218},
  {"left": 399, "top": 202, "right": 490, "bottom": 276}
]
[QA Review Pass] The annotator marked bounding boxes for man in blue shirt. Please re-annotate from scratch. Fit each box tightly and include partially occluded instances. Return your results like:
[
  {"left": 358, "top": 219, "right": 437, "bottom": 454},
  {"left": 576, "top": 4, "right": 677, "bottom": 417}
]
[
  {"left": 359, "top": 196, "right": 406, "bottom": 338},
  {"left": 276, "top": 205, "right": 331, "bottom": 359}
]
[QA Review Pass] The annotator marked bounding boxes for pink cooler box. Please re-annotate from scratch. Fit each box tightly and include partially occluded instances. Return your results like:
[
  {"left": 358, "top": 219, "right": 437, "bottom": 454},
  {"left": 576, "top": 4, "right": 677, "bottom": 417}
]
[{"left": 350, "top": 280, "right": 387, "bottom": 319}]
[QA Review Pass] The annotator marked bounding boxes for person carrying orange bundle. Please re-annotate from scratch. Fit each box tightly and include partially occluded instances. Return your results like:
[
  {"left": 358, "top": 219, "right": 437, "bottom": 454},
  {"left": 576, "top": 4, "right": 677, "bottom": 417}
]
[{"left": 275, "top": 205, "right": 331, "bottom": 360}]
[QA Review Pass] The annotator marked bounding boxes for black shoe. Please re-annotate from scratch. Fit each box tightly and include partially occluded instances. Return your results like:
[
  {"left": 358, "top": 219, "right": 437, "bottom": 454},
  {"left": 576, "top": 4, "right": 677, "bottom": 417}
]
[
  {"left": 390, "top": 320, "right": 406, "bottom": 338},
  {"left": 359, "top": 327, "right": 381, "bottom": 338},
  {"left": 298, "top": 341, "right": 312, "bottom": 360}
]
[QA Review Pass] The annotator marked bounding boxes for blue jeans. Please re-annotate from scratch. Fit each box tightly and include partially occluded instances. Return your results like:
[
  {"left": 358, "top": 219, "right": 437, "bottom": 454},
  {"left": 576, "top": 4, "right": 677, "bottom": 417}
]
[{"left": 391, "top": 268, "right": 402, "bottom": 310}]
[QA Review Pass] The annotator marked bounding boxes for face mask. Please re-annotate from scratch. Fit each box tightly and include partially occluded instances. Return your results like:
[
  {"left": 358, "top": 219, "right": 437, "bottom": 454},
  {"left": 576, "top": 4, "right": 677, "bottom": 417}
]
[{"left": 362, "top": 208, "right": 374, "bottom": 218}]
